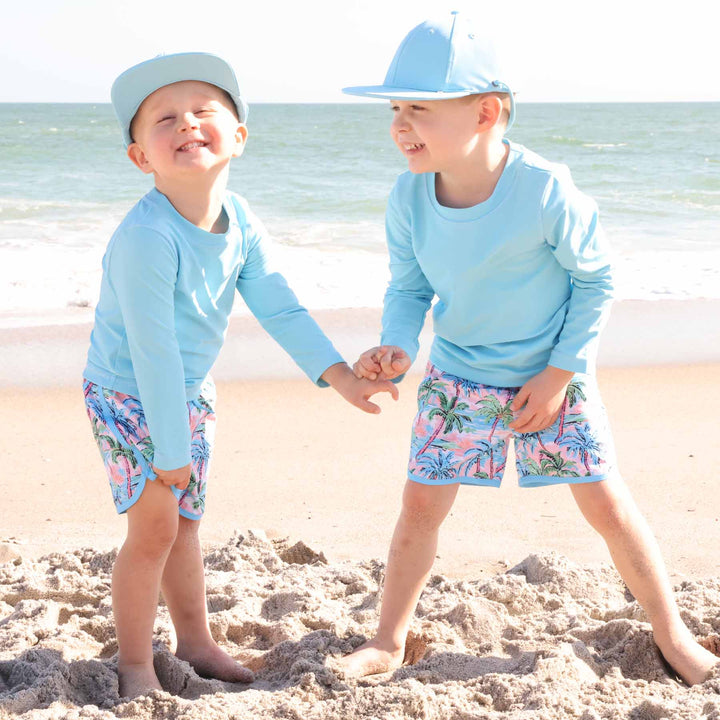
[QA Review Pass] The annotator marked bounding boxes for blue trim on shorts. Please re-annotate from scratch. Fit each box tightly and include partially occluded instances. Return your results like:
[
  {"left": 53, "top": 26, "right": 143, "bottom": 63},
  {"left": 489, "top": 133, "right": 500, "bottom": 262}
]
[
  {"left": 409, "top": 471, "right": 615, "bottom": 489},
  {"left": 408, "top": 473, "right": 501, "bottom": 488},
  {"left": 518, "top": 473, "right": 612, "bottom": 488}
]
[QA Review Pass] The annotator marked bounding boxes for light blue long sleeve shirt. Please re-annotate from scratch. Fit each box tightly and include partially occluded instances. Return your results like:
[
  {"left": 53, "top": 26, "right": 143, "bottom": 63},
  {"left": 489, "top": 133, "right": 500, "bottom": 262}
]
[
  {"left": 84, "top": 188, "right": 343, "bottom": 470},
  {"left": 381, "top": 141, "right": 615, "bottom": 387}
]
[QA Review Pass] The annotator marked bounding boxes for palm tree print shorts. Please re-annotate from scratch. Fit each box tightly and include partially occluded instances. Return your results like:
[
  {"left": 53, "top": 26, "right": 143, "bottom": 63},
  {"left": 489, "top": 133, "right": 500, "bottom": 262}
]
[
  {"left": 82, "top": 379, "right": 216, "bottom": 519},
  {"left": 408, "top": 363, "right": 617, "bottom": 488}
]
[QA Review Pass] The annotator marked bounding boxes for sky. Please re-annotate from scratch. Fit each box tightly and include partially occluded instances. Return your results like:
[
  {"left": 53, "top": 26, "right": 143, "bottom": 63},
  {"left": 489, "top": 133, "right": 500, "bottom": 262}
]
[{"left": 3, "top": 0, "right": 718, "bottom": 104}]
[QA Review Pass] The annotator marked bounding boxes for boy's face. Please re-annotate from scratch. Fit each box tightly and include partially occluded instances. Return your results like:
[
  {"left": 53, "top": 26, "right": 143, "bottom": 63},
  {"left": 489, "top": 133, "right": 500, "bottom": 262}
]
[
  {"left": 127, "top": 80, "right": 247, "bottom": 182},
  {"left": 389, "top": 97, "right": 489, "bottom": 175}
]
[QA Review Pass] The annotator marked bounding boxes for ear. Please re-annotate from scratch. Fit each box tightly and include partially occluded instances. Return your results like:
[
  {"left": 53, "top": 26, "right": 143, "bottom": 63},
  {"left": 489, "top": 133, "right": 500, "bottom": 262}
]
[
  {"left": 127, "top": 143, "right": 154, "bottom": 174},
  {"left": 232, "top": 124, "right": 249, "bottom": 158},
  {"left": 476, "top": 95, "right": 503, "bottom": 129}
]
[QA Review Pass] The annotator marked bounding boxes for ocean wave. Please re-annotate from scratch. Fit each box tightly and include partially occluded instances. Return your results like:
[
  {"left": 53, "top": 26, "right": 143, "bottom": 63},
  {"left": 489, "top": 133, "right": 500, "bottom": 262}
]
[
  {"left": 0, "top": 197, "right": 111, "bottom": 221},
  {"left": 581, "top": 143, "right": 629, "bottom": 149}
]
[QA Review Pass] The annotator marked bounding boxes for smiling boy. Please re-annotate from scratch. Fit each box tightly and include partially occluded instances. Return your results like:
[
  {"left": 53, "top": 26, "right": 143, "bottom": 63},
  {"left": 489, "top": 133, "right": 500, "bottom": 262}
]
[
  {"left": 338, "top": 13, "right": 718, "bottom": 686},
  {"left": 83, "top": 52, "right": 396, "bottom": 698}
]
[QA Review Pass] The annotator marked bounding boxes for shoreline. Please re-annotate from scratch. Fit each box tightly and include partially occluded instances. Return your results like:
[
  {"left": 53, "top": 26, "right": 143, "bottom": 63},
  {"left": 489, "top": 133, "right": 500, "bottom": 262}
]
[{"left": 1, "top": 298, "right": 720, "bottom": 388}]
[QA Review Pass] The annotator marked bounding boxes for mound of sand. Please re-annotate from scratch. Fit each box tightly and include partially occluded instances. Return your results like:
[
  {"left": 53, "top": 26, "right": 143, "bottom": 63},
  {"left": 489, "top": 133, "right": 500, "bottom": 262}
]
[{"left": 1, "top": 531, "right": 720, "bottom": 719}]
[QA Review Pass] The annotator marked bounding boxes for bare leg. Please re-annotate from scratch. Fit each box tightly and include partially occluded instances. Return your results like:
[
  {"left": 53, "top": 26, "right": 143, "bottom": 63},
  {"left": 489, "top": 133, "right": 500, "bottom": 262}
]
[
  {"left": 160, "top": 516, "right": 254, "bottom": 683},
  {"left": 113, "top": 479, "right": 179, "bottom": 698},
  {"left": 571, "top": 477, "right": 718, "bottom": 685},
  {"left": 338, "top": 480, "right": 459, "bottom": 677}
]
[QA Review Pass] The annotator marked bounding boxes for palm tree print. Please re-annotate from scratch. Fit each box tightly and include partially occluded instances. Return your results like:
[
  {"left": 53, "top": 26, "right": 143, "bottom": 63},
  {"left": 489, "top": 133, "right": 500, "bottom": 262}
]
[
  {"left": 121, "top": 396, "right": 148, "bottom": 434},
  {"left": 84, "top": 383, "right": 105, "bottom": 421},
  {"left": 451, "top": 375, "right": 483, "bottom": 397},
  {"left": 104, "top": 433, "right": 140, "bottom": 498},
  {"left": 558, "top": 423, "right": 602, "bottom": 475},
  {"left": 475, "top": 394, "right": 514, "bottom": 477},
  {"left": 407, "top": 367, "right": 611, "bottom": 489},
  {"left": 415, "top": 391, "right": 473, "bottom": 458},
  {"left": 537, "top": 449, "right": 580, "bottom": 477},
  {"left": 416, "top": 449, "right": 457, "bottom": 481},
  {"left": 84, "top": 381, "right": 215, "bottom": 518},
  {"left": 104, "top": 397, "right": 141, "bottom": 443},
  {"left": 418, "top": 377, "right": 445, "bottom": 406},
  {"left": 554, "top": 380, "right": 587, "bottom": 443},
  {"left": 460, "top": 441, "right": 496, "bottom": 479}
]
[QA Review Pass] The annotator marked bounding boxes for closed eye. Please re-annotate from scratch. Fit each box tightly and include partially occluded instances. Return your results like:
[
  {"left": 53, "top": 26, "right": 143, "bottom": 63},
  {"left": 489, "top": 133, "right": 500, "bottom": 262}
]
[{"left": 389, "top": 104, "right": 427, "bottom": 112}]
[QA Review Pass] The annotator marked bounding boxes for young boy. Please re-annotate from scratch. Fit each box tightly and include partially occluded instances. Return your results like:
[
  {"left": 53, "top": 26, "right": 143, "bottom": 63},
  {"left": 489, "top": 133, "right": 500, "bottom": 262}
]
[
  {"left": 339, "top": 13, "right": 717, "bottom": 685},
  {"left": 83, "top": 52, "right": 397, "bottom": 698}
]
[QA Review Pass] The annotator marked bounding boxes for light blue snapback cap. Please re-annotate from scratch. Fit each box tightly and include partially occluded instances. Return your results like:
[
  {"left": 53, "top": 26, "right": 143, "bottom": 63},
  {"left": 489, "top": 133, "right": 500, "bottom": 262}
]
[
  {"left": 111, "top": 51, "right": 248, "bottom": 147},
  {"left": 342, "top": 11, "right": 515, "bottom": 129}
]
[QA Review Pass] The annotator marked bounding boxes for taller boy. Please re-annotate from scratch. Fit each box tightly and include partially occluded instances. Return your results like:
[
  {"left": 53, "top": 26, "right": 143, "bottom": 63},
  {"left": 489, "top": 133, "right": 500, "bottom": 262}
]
[
  {"left": 340, "top": 13, "right": 717, "bottom": 685},
  {"left": 83, "top": 53, "right": 396, "bottom": 698}
]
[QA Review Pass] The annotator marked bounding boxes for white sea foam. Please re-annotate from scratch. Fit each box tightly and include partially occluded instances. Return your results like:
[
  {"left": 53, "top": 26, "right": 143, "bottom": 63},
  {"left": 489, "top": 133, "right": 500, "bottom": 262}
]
[
  {"left": 2, "top": 102, "right": 718, "bottom": 328},
  {"left": 1, "top": 230, "right": 719, "bottom": 331}
]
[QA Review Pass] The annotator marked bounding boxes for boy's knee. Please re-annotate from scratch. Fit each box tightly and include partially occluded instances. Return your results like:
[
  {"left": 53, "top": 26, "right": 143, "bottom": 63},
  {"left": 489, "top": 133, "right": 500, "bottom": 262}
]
[
  {"left": 127, "top": 508, "right": 179, "bottom": 558},
  {"left": 580, "top": 485, "right": 634, "bottom": 535},
  {"left": 130, "top": 519, "right": 178, "bottom": 559},
  {"left": 400, "top": 482, "right": 454, "bottom": 531}
]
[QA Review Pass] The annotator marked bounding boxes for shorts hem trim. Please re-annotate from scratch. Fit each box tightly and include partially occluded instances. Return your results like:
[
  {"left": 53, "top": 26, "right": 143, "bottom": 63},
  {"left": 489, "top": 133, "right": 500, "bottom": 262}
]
[
  {"left": 114, "top": 476, "right": 148, "bottom": 515},
  {"left": 518, "top": 473, "right": 613, "bottom": 488},
  {"left": 408, "top": 473, "right": 501, "bottom": 488}
]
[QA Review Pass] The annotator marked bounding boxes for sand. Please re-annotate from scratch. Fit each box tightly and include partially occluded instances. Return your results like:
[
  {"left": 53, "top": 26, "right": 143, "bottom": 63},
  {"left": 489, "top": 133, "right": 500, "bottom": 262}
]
[
  {"left": 2, "top": 533, "right": 720, "bottom": 719},
  {"left": 1, "top": 300, "right": 720, "bottom": 718}
]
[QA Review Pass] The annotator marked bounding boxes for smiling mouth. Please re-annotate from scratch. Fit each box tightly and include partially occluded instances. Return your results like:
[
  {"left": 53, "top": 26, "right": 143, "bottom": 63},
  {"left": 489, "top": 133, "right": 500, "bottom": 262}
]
[
  {"left": 403, "top": 143, "right": 425, "bottom": 152},
  {"left": 177, "top": 141, "right": 207, "bottom": 152}
]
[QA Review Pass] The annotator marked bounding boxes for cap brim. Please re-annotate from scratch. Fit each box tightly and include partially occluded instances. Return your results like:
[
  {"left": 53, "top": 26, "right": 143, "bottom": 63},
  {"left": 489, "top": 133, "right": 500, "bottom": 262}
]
[
  {"left": 342, "top": 85, "right": 474, "bottom": 100},
  {"left": 342, "top": 83, "right": 516, "bottom": 130}
]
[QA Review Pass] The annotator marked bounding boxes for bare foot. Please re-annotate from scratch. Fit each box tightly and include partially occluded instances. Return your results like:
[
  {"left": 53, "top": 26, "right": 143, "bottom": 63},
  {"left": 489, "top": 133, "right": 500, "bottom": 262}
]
[
  {"left": 117, "top": 662, "right": 163, "bottom": 698},
  {"left": 657, "top": 631, "right": 720, "bottom": 686},
  {"left": 336, "top": 640, "right": 404, "bottom": 678},
  {"left": 176, "top": 642, "right": 254, "bottom": 683}
]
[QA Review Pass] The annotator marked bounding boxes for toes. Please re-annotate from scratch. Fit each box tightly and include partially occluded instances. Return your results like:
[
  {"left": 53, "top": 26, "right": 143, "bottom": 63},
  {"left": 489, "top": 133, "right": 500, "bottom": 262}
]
[{"left": 231, "top": 665, "right": 255, "bottom": 683}]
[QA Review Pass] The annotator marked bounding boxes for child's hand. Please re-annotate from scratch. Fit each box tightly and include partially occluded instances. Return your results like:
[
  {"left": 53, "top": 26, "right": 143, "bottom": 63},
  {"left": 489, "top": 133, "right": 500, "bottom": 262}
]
[
  {"left": 322, "top": 362, "right": 399, "bottom": 414},
  {"left": 353, "top": 345, "right": 411, "bottom": 381},
  {"left": 508, "top": 366, "right": 575, "bottom": 433},
  {"left": 152, "top": 463, "right": 192, "bottom": 490}
]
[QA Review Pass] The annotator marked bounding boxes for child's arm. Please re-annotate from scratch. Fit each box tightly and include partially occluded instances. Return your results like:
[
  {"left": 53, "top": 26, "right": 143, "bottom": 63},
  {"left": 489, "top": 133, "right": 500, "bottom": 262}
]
[
  {"left": 378, "top": 184, "right": 434, "bottom": 370},
  {"left": 353, "top": 181, "right": 434, "bottom": 384},
  {"left": 510, "top": 167, "right": 615, "bottom": 434},
  {"left": 541, "top": 167, "right": 615, "bottom": 377},
  {"left": 236, "top": 203, "right": 393, "bottom": 406},
  {"left": 321, "top": 362, "right": 399, "bottom": 414},
  {"left": 108, "top": 226, "right": 192, "bottom": 482}
]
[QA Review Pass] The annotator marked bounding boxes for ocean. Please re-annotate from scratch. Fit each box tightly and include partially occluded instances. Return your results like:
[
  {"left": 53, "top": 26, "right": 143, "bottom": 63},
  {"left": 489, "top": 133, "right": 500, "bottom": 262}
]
[{"left": 1, "top": 102, "right": 719, "bottom": 325}]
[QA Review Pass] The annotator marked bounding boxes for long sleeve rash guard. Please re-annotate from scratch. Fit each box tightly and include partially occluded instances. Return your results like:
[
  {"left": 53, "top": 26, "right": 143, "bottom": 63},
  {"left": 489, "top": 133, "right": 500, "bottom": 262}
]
[
  {"left": 84, "top": 188, "right": 343, "bottom": 470},
  {"left": 380, "top": 141, "right": 615, "bottom": 387}
]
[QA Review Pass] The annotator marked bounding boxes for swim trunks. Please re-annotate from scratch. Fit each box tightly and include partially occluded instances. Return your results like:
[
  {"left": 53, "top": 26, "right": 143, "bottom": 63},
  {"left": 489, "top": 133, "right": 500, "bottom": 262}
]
[
  {"left": 83, "top": 379, "right": 216, "bottom": 518},
  {"left": 408, "top": 363, "right": 617, "bottom": 488}
]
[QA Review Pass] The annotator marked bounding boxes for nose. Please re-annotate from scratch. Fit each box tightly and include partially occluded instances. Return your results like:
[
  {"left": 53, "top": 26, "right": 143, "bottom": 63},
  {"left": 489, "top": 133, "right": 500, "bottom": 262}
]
[
  {"left": 391, "top": 108, "right": 410, "bottom": 135},
  {"left": 178, "top": 112, "right": 200, "bottom": 132}
]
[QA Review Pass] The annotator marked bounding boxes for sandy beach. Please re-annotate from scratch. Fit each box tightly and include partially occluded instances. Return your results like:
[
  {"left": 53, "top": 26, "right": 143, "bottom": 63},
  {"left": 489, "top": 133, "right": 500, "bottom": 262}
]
[{"left": 2, "top": 300, "right": 720, "bottom": 718}]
